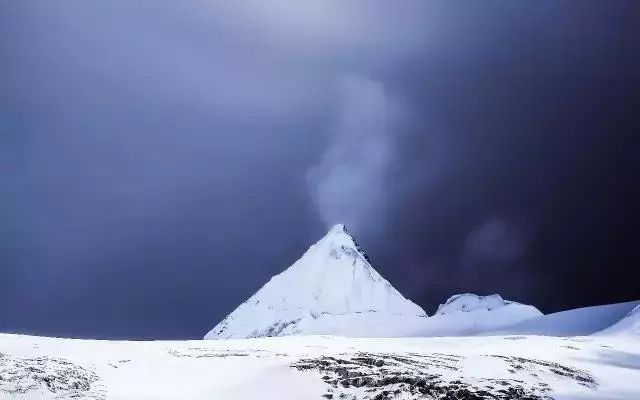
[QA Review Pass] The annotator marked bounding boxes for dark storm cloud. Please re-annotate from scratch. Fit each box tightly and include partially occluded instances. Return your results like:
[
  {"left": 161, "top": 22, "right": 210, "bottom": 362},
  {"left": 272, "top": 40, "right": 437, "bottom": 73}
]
[
  {"left": 1, "top": 1, "right": 639, "bottom": 338},
  {"left": 368, "top": 1, "right": 640, "bottom": 311},
  {"left": 463, "top": 218, "right": 529, "bottom": 262}
]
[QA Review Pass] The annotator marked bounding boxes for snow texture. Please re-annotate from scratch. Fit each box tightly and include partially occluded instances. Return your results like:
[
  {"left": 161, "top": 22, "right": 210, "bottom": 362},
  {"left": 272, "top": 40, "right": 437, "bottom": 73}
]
[
  {"left": 1, "top": 333, "right": 640, "bottom": 400},
  {"left": 0, "top": 352, "right": 105, "bottom": 399}
]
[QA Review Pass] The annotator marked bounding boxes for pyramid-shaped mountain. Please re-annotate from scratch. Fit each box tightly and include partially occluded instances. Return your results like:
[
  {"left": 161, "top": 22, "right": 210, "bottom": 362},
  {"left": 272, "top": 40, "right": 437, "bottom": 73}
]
[{"left": 204, "top": 224, "right": 427, "bottom": 339}]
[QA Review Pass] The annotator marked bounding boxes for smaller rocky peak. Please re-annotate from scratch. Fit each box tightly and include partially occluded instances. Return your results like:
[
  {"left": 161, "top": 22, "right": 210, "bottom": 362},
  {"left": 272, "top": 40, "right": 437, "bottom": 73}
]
[{"left": 436, "top": 293, "right": 512, "bottom": 315}]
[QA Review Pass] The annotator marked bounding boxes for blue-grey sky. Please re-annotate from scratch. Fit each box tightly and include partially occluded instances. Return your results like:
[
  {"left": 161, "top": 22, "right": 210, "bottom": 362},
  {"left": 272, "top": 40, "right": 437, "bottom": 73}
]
[{"left": 1, "top": 1, "right": 639, "bottom": 339}]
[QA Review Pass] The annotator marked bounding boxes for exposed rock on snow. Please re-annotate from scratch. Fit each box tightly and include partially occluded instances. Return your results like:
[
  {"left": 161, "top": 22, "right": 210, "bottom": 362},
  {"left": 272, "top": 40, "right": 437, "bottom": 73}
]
[
  {"left": 291, "top": 350, "right": 596, "bottom": 400},
  {"left": 1, "top": 333, "right": 638, "bottom": 399},
  {"left": 0, "top": 353, "right": 105, "bottom": 399},
  {"left": 205, "top": 224, "right": 427, "bottom": 339}
]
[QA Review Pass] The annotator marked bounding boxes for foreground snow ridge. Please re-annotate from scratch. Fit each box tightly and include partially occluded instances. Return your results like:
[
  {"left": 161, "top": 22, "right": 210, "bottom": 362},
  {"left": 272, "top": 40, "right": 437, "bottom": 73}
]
[
  {"left": 1, "top": 333, "right": 639, "bottom": 400},
  {"left": 205, "top": 224, "right": 427, "bottom": 339}
]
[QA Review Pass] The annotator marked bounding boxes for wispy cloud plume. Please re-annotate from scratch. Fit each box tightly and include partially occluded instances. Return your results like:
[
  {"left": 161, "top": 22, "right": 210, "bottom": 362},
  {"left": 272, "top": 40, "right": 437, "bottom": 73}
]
[{"left": 307, "top": 76, "right": 403, "bottom": 231}]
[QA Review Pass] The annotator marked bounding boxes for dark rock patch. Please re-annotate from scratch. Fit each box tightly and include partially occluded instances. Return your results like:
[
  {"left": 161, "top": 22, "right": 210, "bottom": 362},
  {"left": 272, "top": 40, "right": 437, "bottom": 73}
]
[
  {"left": 0, "top": 353, "right": 105, "bottom": 399},
  {"left": 291, "top": 352, "right": 555, "bottom": 399}
]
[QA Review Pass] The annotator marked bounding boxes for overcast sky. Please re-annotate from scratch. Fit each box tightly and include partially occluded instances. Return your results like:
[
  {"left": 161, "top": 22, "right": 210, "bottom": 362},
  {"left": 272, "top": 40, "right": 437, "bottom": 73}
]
[{"left": 1, "top": 1, "right": 639, "bottom": 339}]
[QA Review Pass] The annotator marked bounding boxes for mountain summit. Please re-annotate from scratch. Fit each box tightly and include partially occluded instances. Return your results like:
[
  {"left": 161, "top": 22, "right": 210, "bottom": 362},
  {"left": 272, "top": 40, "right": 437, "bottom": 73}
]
[{"left": 204, "top": 224, "right": 427, "bottom": 339}]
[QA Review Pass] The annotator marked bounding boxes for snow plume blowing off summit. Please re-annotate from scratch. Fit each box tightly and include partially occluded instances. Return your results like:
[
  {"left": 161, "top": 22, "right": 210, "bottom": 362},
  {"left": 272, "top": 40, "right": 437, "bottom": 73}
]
[{"left": 307, "top": 76, "right": 404, "bottom": 231}]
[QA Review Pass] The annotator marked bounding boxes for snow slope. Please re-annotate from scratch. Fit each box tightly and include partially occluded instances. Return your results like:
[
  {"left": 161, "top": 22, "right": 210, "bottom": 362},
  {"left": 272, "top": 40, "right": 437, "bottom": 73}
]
[
  {"left": 1, "top": 332, "right": 639, "bottom": 399},
  {"left": 597, "top": 304, "right": 640, "bottom": 336},
  {"left": 205, "top": 225, "right": 427, "bottom": 339},
  {"left": 413, "top": 293, "right": 543, "bottom": 336},
  {"left": 493, "top": 300, "right": 640, "bottom": 336}
]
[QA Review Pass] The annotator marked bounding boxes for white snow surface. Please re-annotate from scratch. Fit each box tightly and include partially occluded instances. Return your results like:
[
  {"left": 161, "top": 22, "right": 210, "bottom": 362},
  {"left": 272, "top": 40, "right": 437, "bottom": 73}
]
[
  {"left": 1, "top": 332, "right": 640, "bottom": 400},
  {"left": 494, "top": 300, "right": 640, "bottom": 337},
  {"left": 436, "top": 293, "right": 534, "bottom": 315},
  {"left": 205, "top": 224, "right": 427, "bottom": 339},
  {"left": 411, "top": 294, "right": 543, "bottom": 337},
  {"left": 597, "top": 304, "right": 640, "bottom": 336}
]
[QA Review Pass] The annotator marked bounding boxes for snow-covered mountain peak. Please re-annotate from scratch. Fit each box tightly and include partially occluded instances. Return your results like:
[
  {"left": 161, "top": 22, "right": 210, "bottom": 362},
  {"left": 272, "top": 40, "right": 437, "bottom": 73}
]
[
  {"left": 316, "top": 223, "right": 359, "bottom": 253},
  {"left": 319, "top": 224, "right": 361, "bottom": 249},
  {"left": 205, "top": 225, "right": 427, "bottom": 339},
  {"left": 435, "top": 293, "right": 542, "bottom": 318},
  {"left": 426, "top": 293, "right": 543, "bottom": 335},
  {"left": 328, "top": 223, "right": 348, "bottom": 235},
  {"left": 436, "top": 293, "right": 511, "bottom": 315},
  {"left": 309, "top": 224, "right": 372, "bottom": 267}
]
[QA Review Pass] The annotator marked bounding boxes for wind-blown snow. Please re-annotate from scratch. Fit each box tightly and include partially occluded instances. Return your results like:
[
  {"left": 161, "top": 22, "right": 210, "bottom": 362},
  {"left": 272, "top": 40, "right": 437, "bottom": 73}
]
[{"left": 205, "top": 224, "right": 427, "bottom": 339}]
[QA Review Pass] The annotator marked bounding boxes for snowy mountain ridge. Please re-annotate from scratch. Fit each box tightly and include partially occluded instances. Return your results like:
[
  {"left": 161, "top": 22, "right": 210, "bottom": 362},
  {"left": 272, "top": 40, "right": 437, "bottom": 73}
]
[
  {"left": 417, "top": 293, "right": 543, "bottom": 337},
  {"left": 205, "top": 224, "right": 550, "bottom": 339},
  {"left": 436, "top": 293, "right": 518, "bottom": 315},
  {"left": 597, "top": 303, "right": 640, "bottom": 336},
  {"left": 494, "top": 300, "right": 640, "bottom": 337},
  {"left": 205, "top": 224, "right": 427, "bottom": 339}
]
